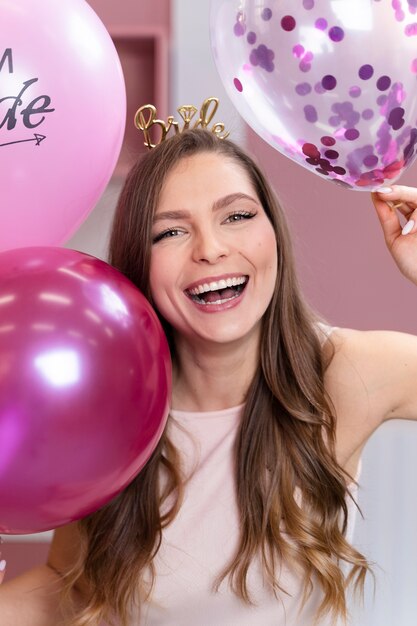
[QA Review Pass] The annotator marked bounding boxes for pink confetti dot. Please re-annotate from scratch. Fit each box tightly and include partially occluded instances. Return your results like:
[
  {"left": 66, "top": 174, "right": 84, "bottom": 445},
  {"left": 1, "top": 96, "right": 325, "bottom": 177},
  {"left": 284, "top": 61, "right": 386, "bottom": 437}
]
[
  {"left": 349, "top": 86, "right": 362, "bottom": 98},
  {"left": 321, "top": 136, "right": 336, "bottom": 146},
  {"left": 412, "top": 58, "right": 417, "bottom": 73},
  {"left": 293, "top": 44, "right": 305, "bottom": 58},
  {"left": 405, "top": 22, "right": 417, "bottom": 35},
  {"left": 281, "top": 15, "right": 296, "bottom": 31},
  {"left": 233, "top": 78, "right": 243, "bottom": 92},
  {"left": 315, "top": 18, "right": 327, "bottom": 30}
]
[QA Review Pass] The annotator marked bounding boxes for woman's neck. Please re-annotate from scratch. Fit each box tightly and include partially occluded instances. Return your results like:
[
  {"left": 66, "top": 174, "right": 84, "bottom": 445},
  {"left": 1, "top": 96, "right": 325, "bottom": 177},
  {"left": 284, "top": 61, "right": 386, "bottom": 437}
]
[{"left": 171, "top": 332, "right": 260, "bottom": 412}]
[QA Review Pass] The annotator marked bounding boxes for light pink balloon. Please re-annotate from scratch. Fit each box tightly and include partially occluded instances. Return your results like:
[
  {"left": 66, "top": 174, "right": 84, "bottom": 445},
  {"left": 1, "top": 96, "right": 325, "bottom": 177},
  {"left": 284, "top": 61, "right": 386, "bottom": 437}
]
[
  {"left": 0, "top": 0, "right": 126, "bottom": 249},
  {"left": 0, "top": 247, "right": 171, "bottom": 535},
  {"left": 211, "top": 0, "right": 417, "bottom": 191}
]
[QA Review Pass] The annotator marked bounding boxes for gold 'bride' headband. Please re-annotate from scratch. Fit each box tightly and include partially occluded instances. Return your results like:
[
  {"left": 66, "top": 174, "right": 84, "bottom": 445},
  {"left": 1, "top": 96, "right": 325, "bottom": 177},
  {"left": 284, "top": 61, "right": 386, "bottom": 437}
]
[{"left": 134, "top": 97, "right": 230, "bottom": 150}]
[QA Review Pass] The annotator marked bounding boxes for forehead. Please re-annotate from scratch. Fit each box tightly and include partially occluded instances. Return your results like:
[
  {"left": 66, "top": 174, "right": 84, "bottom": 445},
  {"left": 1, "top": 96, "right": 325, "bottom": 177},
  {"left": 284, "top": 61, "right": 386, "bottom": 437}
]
[{"left": 156, "top": 152, "right": 258, "bottom": 212}]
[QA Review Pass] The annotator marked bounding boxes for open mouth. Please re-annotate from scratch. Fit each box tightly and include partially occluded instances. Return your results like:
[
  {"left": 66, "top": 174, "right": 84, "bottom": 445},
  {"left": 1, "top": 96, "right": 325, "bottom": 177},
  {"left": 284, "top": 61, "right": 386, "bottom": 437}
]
[{"left": 185, "top": 276, "right": 249, "bottom": 305}]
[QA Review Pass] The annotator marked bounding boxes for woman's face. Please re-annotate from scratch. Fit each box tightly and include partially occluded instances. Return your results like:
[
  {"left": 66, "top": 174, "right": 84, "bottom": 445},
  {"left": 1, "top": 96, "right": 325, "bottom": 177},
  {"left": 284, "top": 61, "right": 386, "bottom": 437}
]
[{"left": 149, "top": 152, "right": 278, "bottom": 348}]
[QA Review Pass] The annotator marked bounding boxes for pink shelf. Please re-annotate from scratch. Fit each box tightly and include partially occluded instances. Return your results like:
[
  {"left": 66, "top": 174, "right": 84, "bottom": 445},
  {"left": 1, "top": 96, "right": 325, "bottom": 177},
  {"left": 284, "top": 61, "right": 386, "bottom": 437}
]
[
  {"left": 86, "top": 1, "right": 170, "bottom": 178},
  {"left": 110, "top": 28, "right": 169, "bottom": 177}
]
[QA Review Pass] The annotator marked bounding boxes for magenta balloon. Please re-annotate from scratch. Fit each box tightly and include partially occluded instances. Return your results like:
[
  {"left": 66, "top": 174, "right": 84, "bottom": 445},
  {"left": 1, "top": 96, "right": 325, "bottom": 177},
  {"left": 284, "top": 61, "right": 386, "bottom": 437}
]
[
  {"left": 0, "top": 248, "right": 171, "bottom": 534},
  {"left": 210, "top": 0, "right": 417, "bottom": 191},
  {"left": 0, "top": 0, "right": 126, "bottom": 249}
]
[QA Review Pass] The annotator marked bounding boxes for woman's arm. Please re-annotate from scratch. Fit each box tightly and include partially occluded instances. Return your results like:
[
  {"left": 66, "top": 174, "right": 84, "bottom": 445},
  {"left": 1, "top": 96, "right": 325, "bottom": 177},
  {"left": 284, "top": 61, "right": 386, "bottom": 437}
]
[
  {"left": 0, "top": 522, "right": 86, "bottom": 626},
  {"left": 0, "top": 564, "right": 65, "bottom": 626},
  {"left": 327, "top": 186, "right": 417, "bottom": 467}
]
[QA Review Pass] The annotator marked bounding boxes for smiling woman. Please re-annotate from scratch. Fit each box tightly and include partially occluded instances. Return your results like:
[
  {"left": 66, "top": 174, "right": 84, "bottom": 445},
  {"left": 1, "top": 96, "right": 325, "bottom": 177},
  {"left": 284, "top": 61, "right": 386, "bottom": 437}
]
[
  {"left": 3, "top": 128, "right": 417, "bottom": 626},
  {"left": 149, "top": 152, "right": 277, "bottom": 347}
]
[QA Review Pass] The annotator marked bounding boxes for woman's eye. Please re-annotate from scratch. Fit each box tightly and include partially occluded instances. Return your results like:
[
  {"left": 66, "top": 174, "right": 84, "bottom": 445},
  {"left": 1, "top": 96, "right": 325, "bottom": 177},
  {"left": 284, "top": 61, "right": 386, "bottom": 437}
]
[
  {"left": 225, "top": 211, "right": 256, "bottom": 223},
  {"left": 152, "top": 228, "right": 184, "bottom": 244}
]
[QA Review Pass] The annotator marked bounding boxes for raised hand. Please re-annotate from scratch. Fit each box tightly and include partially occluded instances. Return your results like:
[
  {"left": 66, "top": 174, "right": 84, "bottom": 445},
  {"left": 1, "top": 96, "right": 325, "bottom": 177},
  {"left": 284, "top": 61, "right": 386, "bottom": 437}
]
[{"left": 372, "top": 185, "right": 417, "bottom": 284}]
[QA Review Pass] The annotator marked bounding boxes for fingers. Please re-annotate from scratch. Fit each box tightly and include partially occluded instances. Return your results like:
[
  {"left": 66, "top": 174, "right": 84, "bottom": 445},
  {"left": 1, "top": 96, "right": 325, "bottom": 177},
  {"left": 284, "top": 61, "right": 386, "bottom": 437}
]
[
  {"left": 371, "top": 192, "right": 402, "bottom": 248},
  {"left": 400, "top": 207, "right": 417, "bottom": 236},
  {"left": 376, "top": 184, "right": 417, "bottom": 206},
  {"left": 372, "top": 185, "right": 417, "bottom": 247}
]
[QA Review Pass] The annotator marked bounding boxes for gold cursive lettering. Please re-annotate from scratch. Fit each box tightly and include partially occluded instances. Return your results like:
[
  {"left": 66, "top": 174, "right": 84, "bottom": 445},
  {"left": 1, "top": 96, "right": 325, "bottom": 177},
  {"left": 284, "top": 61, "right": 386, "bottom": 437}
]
[{"left": 134, "top": 98, "right": 230, "bottom": 149}]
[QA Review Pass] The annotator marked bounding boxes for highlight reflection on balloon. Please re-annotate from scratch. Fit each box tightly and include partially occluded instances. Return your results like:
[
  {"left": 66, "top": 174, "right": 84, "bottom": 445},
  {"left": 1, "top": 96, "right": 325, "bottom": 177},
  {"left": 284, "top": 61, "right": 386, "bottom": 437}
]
[
  {"left": 0, "top": 247, "right": 171, "bottom": 534},
  {"left": 211, "top": 0, "right": 417, "bottom": 190}
]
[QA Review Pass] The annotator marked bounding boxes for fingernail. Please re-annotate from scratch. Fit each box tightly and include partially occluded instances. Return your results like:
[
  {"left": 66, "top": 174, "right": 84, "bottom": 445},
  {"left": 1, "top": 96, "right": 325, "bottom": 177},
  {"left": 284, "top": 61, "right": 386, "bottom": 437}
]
[
  {"left": 402, "top": 219, "right": 415, "bottom": 235},
  {"left": 0, "top": 559, "right": 6, "bottom": 572},
  {"left": 376, "top": 187, "right": 393, "bottom": 194}
]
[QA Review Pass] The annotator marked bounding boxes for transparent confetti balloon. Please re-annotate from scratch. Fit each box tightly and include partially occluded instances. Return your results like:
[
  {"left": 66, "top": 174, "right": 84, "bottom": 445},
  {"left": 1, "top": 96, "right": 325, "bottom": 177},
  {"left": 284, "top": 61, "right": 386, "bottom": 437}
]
[{"left": 210, "top": 0, "right": 417, "bottom": 190}]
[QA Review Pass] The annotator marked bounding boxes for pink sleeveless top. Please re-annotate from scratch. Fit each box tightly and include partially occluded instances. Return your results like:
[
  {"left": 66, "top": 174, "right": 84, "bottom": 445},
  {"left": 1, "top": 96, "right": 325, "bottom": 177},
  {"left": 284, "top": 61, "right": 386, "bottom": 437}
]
[{"left": 139, "top": 402, "right": 359, "bottom": 625}]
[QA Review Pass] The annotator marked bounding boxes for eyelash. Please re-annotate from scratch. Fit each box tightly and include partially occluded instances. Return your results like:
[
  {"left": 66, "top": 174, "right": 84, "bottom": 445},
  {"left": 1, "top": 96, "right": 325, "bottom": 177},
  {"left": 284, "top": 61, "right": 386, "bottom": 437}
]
[{"left": 152, "top": 210, "right": 256, "bottom": 244}]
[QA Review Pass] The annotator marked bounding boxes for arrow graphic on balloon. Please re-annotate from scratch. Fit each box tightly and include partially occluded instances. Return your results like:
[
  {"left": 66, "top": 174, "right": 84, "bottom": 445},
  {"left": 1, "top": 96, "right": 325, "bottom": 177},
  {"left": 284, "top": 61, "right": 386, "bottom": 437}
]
[{"left": 0, "top": 133, "right": 46, "bottom": 148}]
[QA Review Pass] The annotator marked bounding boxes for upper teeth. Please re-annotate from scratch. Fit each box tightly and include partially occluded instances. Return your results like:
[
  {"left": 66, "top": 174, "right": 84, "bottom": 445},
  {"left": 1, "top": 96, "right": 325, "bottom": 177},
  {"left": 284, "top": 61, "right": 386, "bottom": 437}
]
[{"left": 188, "top": 276, "right": 247, "bottom": 296}]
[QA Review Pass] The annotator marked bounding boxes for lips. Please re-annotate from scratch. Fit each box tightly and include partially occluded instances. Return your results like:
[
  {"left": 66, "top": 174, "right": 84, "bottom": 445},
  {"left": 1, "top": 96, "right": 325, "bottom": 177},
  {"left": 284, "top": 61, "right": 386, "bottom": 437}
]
[
  {"left": 184, "top": 274, "right": 248, "bottom": 294},
  {"left": 184, "top": 275, "right": 249, "bottom": 306}
]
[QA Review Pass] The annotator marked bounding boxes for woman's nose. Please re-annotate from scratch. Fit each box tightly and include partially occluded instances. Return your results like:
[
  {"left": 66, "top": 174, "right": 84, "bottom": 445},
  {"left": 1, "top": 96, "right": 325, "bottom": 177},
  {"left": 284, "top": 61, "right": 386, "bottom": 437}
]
[{"left": 192, "top": 230, "right": 229, "bottom": 264}]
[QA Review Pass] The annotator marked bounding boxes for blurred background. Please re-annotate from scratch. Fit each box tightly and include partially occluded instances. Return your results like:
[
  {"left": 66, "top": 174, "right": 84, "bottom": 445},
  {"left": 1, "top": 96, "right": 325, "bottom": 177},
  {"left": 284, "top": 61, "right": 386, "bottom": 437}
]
[{"left": 3, "top": 1, "right": 417, "bottom": 624}]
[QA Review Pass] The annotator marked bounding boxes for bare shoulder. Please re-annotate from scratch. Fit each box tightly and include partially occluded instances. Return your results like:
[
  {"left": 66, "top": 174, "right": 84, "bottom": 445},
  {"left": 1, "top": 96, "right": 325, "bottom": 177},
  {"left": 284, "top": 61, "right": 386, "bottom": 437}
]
[{"left": 322, "top": 326, "right": 417, "bottom": 468}]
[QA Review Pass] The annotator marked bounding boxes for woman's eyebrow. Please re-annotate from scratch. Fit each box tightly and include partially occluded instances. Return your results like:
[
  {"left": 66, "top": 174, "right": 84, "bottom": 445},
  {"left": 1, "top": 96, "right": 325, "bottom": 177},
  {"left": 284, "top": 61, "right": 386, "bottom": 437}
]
[
  {"left": 153, "top": 210, "right": 190, "bottom": 223},
  {"left": 153, "top": 193, "right": 259, "bottom": 223},
  {"left": 212, "top": 192, "right": 259, "bottom": 211}
]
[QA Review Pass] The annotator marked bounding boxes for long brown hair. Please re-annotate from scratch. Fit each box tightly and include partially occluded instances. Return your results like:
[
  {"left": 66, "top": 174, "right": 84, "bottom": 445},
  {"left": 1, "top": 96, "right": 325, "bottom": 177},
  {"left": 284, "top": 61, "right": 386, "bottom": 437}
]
[{"left": 62, "top": 130, "right": 370, "bottom": 625}]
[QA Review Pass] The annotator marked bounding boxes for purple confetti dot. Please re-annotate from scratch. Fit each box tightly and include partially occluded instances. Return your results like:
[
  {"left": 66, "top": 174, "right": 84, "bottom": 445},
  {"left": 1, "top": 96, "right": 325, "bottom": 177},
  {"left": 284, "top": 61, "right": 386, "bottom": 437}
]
[
  {"left": 281, "top": 15, "right": 296, "bottom": 31},
  {"left": 262, "top": 8, "right": 273, "bottom": 21},
  {"left": 316, "top": 167, "right": 330, "bottom": 176},
  {"left": 377, "top": 94, "right": 387, "bottom": 106},
  {"left": 300, "top": 62, "right": 312, "bottom": 73},
  {"left": 388, "top": 106, "right": 405, "bottom": 130},
  {"left": 363, "top": 154, "right": 379, "bottom": 167},
  {"left": 250, "top": 50, "right": 259, "bottom": 66},
  {"left": 303, "top": 0, "right": 315, "bottom": 9},
  {"left": 234, "top": 22, "right": 246, "bottom": 37},
  {"left": 362, "top": 109, "right": 374, "bottom": 120},
  {"left": 405, "top": 22, "right": 417, "bottom": 35},
  {"left": 304, "top": 104, "right": 318, "bottom": 122},
  {"left": 349, "top": 86, "right": 362, "bottom": 98},
  {"left": 359, "top": 64, "right": 374, "bottom": 80},
  {"left": 329, "top": 26, "right": 345, "bottom": 42},
  {"left": 409, "top": 0, "right": 417, "bottom": 8},
  {"left": 329, "top": 116, "right": 340, "bottom": 127},
  {"left": 296, "top": 82, "right": 312, "bottom": 95},
  {"left": 333, "top": 166, "right": 347, "bottom": 175},
  {"left": 319, "top": 158, "right": 332, "bottom": 171},
  {"left": 247, "top": 31, "right": 257, "bottom": 45},
  {"left": 377, "top": 75, "right": 392, "bottom": 91},
  {"left": 314, "top": 81, "right": 326, "bottom": 94},
  {"left": 321, "top": 136, "right": 336, "bottom": 146},
  {"left": 322, "top": 74, "right": 337, "bottom": 90},
  {"left": 345, "top": 128, "right": 360, "bottom": 140},
  {"left": 325, "top": 149, "right": 339, "bottom": 159},
  {"left": 306, "top": 157, "right": 320, "bottom": 165},
  {"left": 315, "top": 18, "right": 328, "bottom": 30},
  {"left": 234, "top": 78, "right": 243, "bottom": 92}
]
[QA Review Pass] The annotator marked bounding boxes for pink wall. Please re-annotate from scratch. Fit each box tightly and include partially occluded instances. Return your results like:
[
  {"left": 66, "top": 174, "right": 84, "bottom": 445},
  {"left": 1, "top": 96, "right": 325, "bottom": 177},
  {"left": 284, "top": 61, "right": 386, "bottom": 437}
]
[
  {"left": 248, "top": 128, "right": 417, "bottom": 333},
  {"left": 86, "top": 0, "right": 170, "bottom": 30}
]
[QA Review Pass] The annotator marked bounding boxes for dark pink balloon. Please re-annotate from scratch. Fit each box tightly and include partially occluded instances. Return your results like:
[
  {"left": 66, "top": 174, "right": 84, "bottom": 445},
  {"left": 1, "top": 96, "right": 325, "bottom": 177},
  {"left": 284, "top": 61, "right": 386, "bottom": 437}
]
[{"left": 0, "top": 247, "right": 171, "bottom": 534}]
